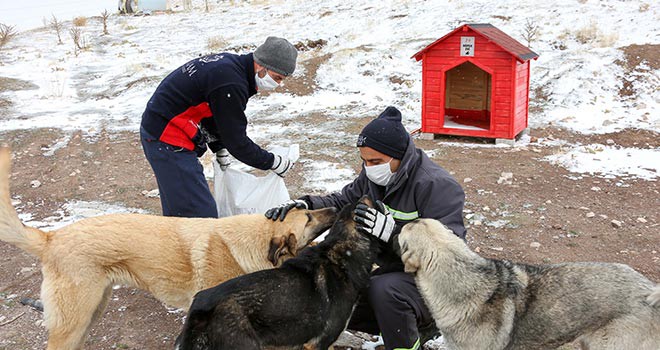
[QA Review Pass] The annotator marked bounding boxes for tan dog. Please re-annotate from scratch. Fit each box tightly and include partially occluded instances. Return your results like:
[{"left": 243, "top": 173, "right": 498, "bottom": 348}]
[
  {"left": 398, "top": 219, "right": 660, "bottom": 350},
  {"left": 0, "top": 147, "right": 337, "bottom": 350}
]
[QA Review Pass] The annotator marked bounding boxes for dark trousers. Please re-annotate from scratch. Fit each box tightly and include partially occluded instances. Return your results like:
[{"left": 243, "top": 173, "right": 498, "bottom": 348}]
[
  {"left": 348, "top": 271, "right": 434, "bottom": 350},
  {"left": 140, "top": 129, "right": 218, "bottom": 218}
]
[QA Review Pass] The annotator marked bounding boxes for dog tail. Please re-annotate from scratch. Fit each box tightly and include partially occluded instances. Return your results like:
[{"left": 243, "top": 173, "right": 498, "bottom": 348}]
[
  {"left": 647, "top": 284, "right": 660, "bottom": 308},
  {"left": 0, "top": 147, "right": 47, "bottom": 257}
]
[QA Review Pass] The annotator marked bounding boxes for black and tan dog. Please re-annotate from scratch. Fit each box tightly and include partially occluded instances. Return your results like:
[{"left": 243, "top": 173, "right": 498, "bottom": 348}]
[
  {"left": 175, "top": 196, "right": 382, "bottom": 350},
  {"left": 0, "top": 147, "right": 337, "bottom": 350}
]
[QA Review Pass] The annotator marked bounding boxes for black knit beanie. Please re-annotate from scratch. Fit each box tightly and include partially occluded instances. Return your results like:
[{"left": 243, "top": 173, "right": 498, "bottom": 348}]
[{"left": 356, "top": 106, "right": 409, "bottom": 159}]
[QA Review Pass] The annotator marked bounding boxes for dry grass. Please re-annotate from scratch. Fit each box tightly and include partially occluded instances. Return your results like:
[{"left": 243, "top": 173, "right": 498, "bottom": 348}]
[
  {"left": 72, "top": 16, "right": 87, "bottom": 27},
  {"left": 0, "top": 23, "right": 17, "bottom": 50},
  {"left": 207, "top": 36, "right": 228, "bottom": 52},
  {"left": 574, "top": 21, "right": 618, "bottom": 48},
  {"left": 574, "top": 21, "right": 598, "bottom": 44}
]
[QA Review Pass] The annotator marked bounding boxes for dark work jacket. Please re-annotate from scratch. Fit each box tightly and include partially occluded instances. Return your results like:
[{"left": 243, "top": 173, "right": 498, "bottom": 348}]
[
  {"left": 300, "top": 138, "right": 466, "bottom": 272},
  {"left": 140, "top": 53, "right": 274, "bottom": 170}
]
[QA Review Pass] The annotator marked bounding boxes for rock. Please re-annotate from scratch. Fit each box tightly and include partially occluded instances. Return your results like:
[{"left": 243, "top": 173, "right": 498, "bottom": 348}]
[
  {"left": 636, "top": 217, "right": 647, "bottom": 223},
  {"left": 591, "top": 187, "right": 601, "bottom": 191},
  {"left": 0, "top": 316, "right": 5, "bottom": 322},
  {"left": 334, "top": 331, "right": 373, "bottom": 348},
  {"left": 611, "top": 220, "right": 623, "bottom": 228},
  {"left": 30, "top": 180, "right": 41, "bottom": 188},
  {"left": 530, "top": 242, "right": 541, "bottom": 248},
  {"left": 497, "top": 172, "right": 513, "bottom": 185},
  {"left": 474, "top": 247, "right": 481, "bottom": 253},
  {"left": 579, "top": 206, "right": 590, "bottom": 211},
  {"left": 143, "top": 189, "right": 160, "bottom": 198},
  {"left": 35, "top": 319, "right": 44, "bottom": 327},
  {"left": 586, "top": 212, "right": 596, "bottom": 218},
  {"left": 463, "top": 177, "right": 473, "bottom": 183},
  {"left": 599, "top": 214, "right": 608, "bottom": 219},
  {"left": 606, "top": 139, "right": 615, "bottom": 144},
  {"left": 490, "top": 247, "right": 504, "bottom": 252}
]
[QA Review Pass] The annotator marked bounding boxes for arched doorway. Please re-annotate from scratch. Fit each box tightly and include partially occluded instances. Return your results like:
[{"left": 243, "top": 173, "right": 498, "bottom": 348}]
[{"left": 444, "top": 61, "right": 492, "bottom": 131}]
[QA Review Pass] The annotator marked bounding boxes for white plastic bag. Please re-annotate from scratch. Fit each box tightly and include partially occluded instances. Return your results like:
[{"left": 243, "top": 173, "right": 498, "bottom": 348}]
[{"left": 214, "top": 145, "right": 299, "bottom": 218}]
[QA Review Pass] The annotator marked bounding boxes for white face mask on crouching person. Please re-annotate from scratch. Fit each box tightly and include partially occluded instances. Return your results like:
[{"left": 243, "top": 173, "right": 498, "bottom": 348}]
[
  {"left": 255, "top": 69, "right": 279, "bottom": 91},
  {"left": 365, "top": 159, "right": 396, "bottom": 186}
]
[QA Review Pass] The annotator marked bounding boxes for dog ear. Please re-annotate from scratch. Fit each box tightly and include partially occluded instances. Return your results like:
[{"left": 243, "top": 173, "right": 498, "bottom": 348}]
[
  {"left": 268, "top": 234, "right": 301, "bottom": 266},
  {"left": 286, "top": 233, "right": 298, "bottom": 255},
  {"left": 268, "top": 236, "right": 288, "bottom": 266},
  {"left": 401, "top": 249, "right": 421, "bottom": 274},
  {"left": 359, "top": 195, "right": 373, "bottom": 208}
]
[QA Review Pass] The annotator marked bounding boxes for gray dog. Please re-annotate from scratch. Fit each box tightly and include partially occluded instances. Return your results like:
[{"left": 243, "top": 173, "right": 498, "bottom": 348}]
[{"left": 397, "top": 219, "right": 660, "bottom": 350}]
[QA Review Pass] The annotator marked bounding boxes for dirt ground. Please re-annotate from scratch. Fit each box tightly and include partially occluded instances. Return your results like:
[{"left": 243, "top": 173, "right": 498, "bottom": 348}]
[
  {"left": 0, "top": 42, "right": 658, "bottom": 350},
  {"left": 0, "top": 123, "right": 658, "bottom": 349}
]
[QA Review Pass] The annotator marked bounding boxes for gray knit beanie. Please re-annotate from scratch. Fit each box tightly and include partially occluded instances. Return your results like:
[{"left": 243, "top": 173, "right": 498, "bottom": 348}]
[{"left": 254, "top": 36, "right": 298, "bottom": 76}]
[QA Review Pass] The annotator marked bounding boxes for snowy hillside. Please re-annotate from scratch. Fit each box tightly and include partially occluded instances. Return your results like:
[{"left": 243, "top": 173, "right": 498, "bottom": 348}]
[{"left": 1, "top": 1, "right": 657, "bottom": 193}]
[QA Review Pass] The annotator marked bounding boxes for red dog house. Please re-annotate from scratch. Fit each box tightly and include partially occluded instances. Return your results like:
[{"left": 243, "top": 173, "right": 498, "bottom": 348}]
[{"left": 412, "top": 23, "right": 539, "bottom": 144}]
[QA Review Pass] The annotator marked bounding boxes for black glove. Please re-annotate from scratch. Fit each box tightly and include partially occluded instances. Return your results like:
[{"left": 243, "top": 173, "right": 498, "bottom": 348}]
[
  {"left": 191, "top": 129, "right": 208, "bottom": 157},
  {"left": 265, "top": 199, "right": 308, "bottom": 221}
]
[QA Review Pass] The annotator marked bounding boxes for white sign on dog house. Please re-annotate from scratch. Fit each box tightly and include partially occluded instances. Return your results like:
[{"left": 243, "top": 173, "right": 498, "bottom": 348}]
[{"left": 460, "top": 37, "right": 475, "bottom": 56}]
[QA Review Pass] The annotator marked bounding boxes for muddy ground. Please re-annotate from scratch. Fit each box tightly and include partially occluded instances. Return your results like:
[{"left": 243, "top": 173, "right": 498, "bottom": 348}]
[{"left": 0, "top": 123, "right": 657, "bottom": 349}]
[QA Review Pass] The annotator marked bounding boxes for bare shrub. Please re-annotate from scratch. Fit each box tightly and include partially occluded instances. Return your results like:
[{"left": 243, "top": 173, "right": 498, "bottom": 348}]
[
  {"left": 49, "top": 15, "right": 64, "bottom": 45},
  {"left": 207, "top": 36, "right": 227, "bottom": 52},
  {"left": 73, "top": 16, "right": 87, "bottom": 27},
  {"left": 521, "top": 18, "right": 540, "bottom": 47},
  {"left": 70, "top": 27, "right": 87, "bottom": 56},
  {"left": 0, "top": 23, "right": 18, "bottom": 50},
  {"left": 101, "top": 10, "right": 110, "bottom": 35},
  {"left": 639, "top": 3, "right": 650, "bottom": 12},
  {"left": 204, "top": 0, "right": 210, "bottom": 12}
]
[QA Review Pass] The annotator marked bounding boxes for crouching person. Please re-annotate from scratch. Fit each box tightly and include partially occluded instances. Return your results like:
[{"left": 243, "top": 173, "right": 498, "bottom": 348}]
[{"left": 265, "top": 106, "right": 467, "bottom": 349}]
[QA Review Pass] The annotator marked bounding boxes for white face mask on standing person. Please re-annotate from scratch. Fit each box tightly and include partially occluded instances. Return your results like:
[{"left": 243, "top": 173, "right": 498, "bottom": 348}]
[
  {"left": 365, "top": 158, "right": 396, "bottom": 186},
  {"left": 255, "top": 69, "right": 279, "bottom": 91}
]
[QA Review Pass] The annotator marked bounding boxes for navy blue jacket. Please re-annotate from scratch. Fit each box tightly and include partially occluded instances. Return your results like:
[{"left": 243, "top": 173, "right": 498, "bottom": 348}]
[
  {"left": 140, "top": 53, "right": 274, "bottom": 170},
  {"left": 300, "top": 138, "right": 466, "bottom": 271}
]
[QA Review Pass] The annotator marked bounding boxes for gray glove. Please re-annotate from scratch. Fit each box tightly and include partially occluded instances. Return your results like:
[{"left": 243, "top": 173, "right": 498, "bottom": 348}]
[
  {"left": 265, "top": 199, "right": 308, "bottom": 221},
  {"left": 270, "top": 154, "right": 293, "bottom": 177},
  {"left": 215, "top": 148, "right": 230, "bottom": 171},
  {"left": 353, "top": 200, "right": 396, "bottom": 242}
]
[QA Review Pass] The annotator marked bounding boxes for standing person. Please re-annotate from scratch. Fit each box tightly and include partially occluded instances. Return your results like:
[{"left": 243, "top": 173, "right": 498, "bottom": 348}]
[
  {"left": 141, "top": 36, "right": 298, "bottom": 218},
  {"left": 265, "top": 106, "right": 467, "bottom": 350}
]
